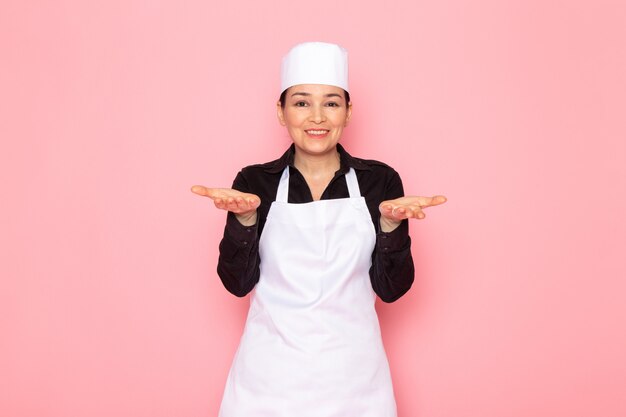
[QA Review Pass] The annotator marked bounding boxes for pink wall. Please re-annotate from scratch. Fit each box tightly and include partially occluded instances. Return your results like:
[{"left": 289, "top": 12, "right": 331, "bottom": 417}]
[{"left": 2, "top": 1, "right": 625, "bottom": 416}]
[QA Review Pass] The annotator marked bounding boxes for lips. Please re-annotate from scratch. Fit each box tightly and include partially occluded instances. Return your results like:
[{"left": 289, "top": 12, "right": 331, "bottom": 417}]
[{"left": 305, "top": 129, "right": 330, "bottom": 138}]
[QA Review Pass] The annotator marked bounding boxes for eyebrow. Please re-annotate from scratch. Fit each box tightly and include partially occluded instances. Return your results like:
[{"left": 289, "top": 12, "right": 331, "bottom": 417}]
[{"left": 290, "top": 92, "right": 343, "bottom": 99}]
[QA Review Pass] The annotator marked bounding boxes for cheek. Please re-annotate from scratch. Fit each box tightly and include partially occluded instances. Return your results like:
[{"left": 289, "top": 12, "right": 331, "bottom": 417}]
[
  {"left": 283, "top": 111, "right": 304, "bottom": 127},
  {"left": 331, "top": 113, "right": 349, "bottom": 127}
]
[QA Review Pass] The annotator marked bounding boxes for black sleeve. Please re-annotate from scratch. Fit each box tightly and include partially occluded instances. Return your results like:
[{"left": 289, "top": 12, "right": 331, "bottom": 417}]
[
  {"left": 216, "top": 171, "right": 261, "bottom": 297},
  {"left": 369, "top": 169, "right": 415, "bottom": 303}
]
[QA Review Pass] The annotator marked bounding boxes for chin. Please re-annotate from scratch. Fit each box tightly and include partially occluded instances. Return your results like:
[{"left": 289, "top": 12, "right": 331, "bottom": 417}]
[{"left": 296, "top": 142, "right": 338, "bottom": 155}]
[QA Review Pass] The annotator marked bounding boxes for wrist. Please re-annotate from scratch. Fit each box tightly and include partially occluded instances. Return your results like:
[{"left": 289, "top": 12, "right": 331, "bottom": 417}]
[
  {"left": 235, "top": 211, "right": 257, "bottom": 226},
  {"left": 380, "top": 217, "right": 401, "bottom": 233}
]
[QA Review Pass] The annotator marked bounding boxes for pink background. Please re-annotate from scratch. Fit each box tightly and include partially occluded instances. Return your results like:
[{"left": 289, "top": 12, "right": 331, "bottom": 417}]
[{"left": 2, "top": 1, "right": 625, "bottom": 416}]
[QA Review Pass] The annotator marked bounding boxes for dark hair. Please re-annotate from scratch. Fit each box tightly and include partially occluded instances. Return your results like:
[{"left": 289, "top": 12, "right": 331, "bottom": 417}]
[{"left": 279, "top": 88, "right": 351, "bottom": 109}]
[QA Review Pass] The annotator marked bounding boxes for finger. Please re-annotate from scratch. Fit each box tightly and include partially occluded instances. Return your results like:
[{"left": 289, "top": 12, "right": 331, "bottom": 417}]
[
  {"left": 228, "top": 198, "right": 250, "bottom": 214},
  {"left": 191, "top": 186, "right": 228, "bottom": 201},
  {"left": 214, "top": 199, "right": 227, "bottom": 210},
  {"left": 235, "top": 197, "right": 248, "bottom": 210},
  {"left": 248, "top": 198, "right": 261, "bottom": 209},
  {"left": 424, "top": 195, "right": 447, "bottom": 207},
  {"left": 380, "top": 209, "right": 395, "bottom": 221},
  {"left": 412, "top": 206, "right": 426, "bottom": 219},
  {"left": 392, "top": 206, "right": 408, "bottom": 220},
  {"left": 379, "top": 203, "right": 394, "bottom": 214},
  {"left": 191, "top": 185, "right": 209, "bottom": 196},
  {"left": 226, "top": 197, "right": 239, "bottom": 211}
]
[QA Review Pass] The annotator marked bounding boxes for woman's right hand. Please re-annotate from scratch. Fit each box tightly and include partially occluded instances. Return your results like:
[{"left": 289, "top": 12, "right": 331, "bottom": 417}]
[{"left": 191, "top": 186, "right": 261, "bottom": 226}]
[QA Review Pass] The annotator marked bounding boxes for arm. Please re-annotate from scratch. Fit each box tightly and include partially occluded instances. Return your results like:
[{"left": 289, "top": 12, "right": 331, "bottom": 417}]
[
  {"left": 215, "top": 171, "right": 261, "bottom": 297},
  {"left": 217, "top": 210, "right": 261, "bottom": 297},
  {"left": 371, "top": 171, "right": 448, "bottom": 302},
  {"left": 191, "top": 171, "right": 261, "bottom": 297},
  {"left": 369, "top": 170, "right": 415, "bottom": 303}
]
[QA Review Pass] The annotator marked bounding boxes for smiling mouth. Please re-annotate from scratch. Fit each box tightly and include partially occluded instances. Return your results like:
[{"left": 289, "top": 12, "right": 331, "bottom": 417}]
[{"left": 305, "top": 129, "right": 330, "bottom": 137}]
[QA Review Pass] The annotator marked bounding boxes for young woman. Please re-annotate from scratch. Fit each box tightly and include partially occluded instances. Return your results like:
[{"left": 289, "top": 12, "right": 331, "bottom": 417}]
[{"left": 192, "top": 41, "right": 447, "bottom": 417}]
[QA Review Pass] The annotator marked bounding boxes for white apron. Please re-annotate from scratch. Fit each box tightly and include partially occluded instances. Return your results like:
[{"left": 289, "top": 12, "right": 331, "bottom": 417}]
[{"left": 218, "top": 167, "right": 397, "bottom": 417}]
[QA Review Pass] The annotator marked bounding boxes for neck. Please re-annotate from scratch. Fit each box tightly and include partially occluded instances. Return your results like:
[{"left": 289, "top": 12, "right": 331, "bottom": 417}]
[{"left": 293, "top": 147, "right": 341, "bottom": 177}]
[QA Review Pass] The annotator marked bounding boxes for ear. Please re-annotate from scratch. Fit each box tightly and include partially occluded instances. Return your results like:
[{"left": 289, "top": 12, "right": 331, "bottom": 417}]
[
  {"left": 344, "top": 101, "right": 352, "bottom": 126},
  {"left": 277, "top": 101, "right": 286, "bottom": 126}
]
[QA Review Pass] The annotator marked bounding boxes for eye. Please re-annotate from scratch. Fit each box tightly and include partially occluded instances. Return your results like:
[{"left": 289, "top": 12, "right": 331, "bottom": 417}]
[
  {"left": 294, "top": 101, "right": 308, "bottom": 107},
  {"left": 326, "top": 102, "right": 340, "bottom": 107}
]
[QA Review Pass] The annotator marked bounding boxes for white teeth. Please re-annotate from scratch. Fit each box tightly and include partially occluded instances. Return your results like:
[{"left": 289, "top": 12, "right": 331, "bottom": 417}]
[{"left": 307, "top": 130, "right": 328, "bottom": 134}]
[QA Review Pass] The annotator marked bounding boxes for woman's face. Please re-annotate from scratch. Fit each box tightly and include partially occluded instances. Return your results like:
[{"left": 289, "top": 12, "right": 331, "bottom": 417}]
[{"left": 277, "top": 84, "right": 352, "bottom": 158}]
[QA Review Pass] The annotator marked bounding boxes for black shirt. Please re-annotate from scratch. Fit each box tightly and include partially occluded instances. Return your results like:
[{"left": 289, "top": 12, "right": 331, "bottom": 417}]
[{"left": 216, "top": 143, "right": 415, "bottom": 303}]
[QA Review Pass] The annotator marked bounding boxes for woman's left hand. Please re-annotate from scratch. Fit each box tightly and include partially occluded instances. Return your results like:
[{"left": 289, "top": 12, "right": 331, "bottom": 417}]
[{"left": 379, "top": 195, "right": 447, "bottom": 232}]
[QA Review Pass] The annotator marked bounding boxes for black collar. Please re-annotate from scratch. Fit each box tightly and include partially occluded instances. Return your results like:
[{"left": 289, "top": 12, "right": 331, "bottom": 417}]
[{"left": 263, "top": 143, "right": 372, "bottom": 174}]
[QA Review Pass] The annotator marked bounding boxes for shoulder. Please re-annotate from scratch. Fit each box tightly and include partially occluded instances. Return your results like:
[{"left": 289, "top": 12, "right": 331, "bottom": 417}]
[
  {"left": 353, "top": 156, "right": 398, "bottom": 173},
  {"left": 338, "top": 144, "right": 400, "bottom": 179},
  {"left": 237, "top": 158, "right": 284, "bottom": 178},
  {"left": 237, "top": 145, "right": 293, "bottom": 178},
  {"left": 348, "top": 154, "right": 405, "bottom": 198},
  {"left": 231, "top": 156, "right": 285, "bottom": 193},
  {"left": 351, "top": 155, "right": 402, "bottom": 184},
  {"left": 241, "top": 158, "right": 281, "bottom": 173}
]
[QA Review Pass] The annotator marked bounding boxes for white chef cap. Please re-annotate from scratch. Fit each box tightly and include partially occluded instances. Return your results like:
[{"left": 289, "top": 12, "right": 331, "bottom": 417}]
[{"left": 280, "top": 42, "right": 349, "bottom": 94}]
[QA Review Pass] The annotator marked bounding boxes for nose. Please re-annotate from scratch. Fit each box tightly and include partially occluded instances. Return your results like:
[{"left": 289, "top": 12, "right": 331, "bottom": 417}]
[{"left": 310, "top": 104, "right": 326, "bottom": 123}]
